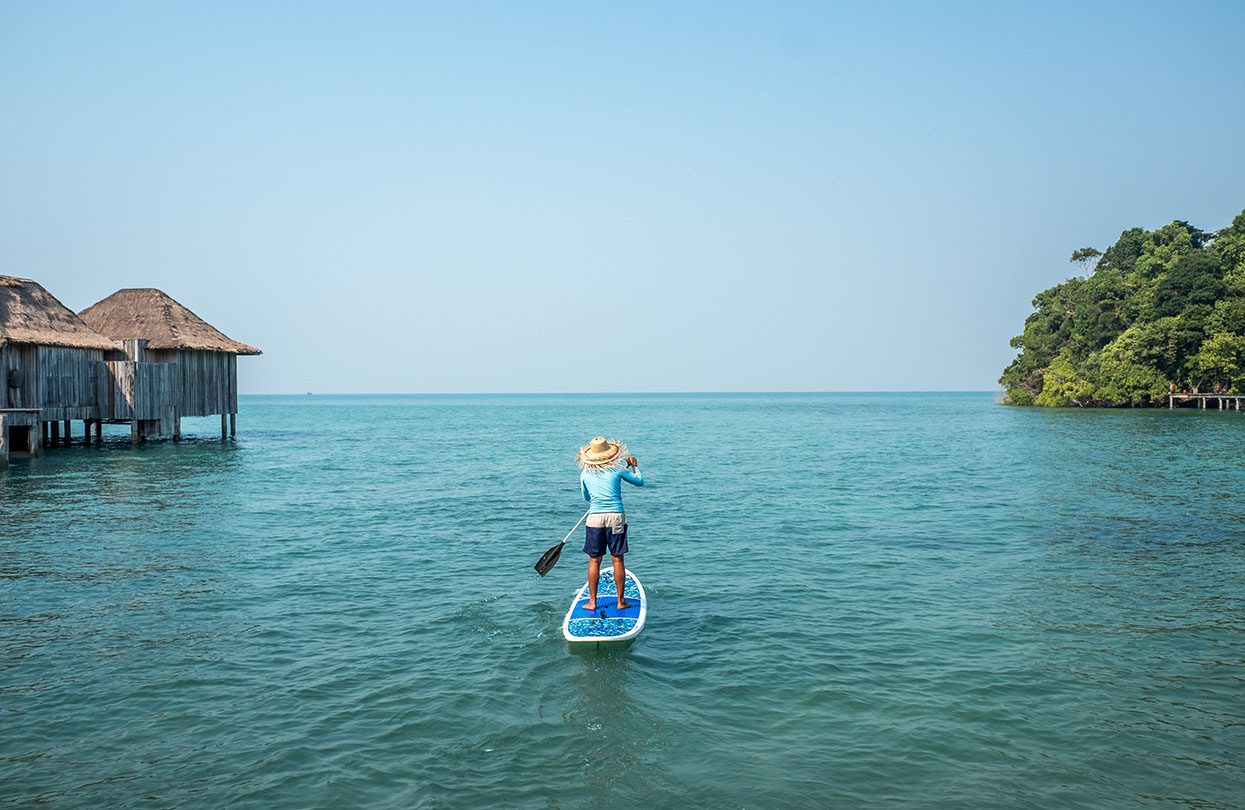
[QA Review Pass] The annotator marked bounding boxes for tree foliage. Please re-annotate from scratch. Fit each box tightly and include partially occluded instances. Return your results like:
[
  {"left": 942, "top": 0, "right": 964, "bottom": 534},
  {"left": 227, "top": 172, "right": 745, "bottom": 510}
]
[{"left": 1000, "top": 209, "right": 1245, "bottom": 406}]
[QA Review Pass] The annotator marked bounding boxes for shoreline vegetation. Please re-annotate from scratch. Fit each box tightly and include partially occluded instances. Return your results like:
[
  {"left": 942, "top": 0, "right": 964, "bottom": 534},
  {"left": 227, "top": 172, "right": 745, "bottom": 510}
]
[{"left": 1001, "top": 208, "right": 1245, "bottom": 407}]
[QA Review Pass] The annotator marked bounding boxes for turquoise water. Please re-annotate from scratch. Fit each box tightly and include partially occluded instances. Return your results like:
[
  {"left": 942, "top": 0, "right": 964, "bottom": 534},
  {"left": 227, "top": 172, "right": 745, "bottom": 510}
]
[{"left": 2, "top": 393, "right": 1242, "bottom": 808}]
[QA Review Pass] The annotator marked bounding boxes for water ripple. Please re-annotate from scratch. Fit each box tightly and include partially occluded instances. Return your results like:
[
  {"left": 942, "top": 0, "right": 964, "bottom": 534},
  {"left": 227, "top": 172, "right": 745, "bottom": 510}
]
[{"left": 1, "top": 394, "right": 1243, "bottom": 808}]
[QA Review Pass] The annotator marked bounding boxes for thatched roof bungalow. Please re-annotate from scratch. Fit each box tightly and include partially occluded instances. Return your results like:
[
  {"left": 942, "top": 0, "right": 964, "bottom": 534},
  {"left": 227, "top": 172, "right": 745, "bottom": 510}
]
[
  {"left": 1, "top": 275, "right": 121, "bottom": 460},
  {"left": 80, "top": 288, "right": 261, "bottom": 439}
]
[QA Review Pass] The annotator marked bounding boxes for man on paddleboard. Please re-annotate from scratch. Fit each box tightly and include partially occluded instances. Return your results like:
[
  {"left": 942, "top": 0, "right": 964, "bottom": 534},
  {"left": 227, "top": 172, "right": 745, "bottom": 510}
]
[{"left": 576, "top": 436, "right": 644, "bottom": 612}]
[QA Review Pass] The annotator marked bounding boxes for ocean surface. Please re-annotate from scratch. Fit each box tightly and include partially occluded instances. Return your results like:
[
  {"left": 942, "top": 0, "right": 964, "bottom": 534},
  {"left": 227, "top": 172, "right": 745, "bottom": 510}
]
[{"left": 2, "top": 393, "right": 1243, "bottom": 809}]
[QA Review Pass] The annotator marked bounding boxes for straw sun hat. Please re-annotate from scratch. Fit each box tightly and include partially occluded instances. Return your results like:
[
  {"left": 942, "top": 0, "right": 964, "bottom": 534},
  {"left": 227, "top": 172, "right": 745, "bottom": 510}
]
[{"left": 576, "top": 436, "right": 628, "bottom": 470}]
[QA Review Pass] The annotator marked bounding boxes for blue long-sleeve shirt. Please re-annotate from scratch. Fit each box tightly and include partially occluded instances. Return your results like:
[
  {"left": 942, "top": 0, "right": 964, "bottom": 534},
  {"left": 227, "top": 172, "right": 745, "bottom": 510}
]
[{"left": 581, "top": 466, "right": 644, "bottom": 513}]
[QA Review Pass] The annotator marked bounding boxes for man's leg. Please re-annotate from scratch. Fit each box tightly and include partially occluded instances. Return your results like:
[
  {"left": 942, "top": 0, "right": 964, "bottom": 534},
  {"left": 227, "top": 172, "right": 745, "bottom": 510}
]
[
  {"left": 584, "top": 555, "right": 602, "bottom": 610},
  {"left": 611, "top": 554, "right": 630, "bottom": 609}
]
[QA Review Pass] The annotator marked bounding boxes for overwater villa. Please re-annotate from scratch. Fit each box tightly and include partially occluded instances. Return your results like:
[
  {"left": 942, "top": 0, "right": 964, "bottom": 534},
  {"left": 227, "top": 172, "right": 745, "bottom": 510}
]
[
  {"left": 0, "top": 275, "right": 120, "bottom": 462},
  {"left": 0, "top": 276, "right": 260, "bottom": 464},
  {"left": 80, "top": 288, "right": 262, "bottom": 442}
]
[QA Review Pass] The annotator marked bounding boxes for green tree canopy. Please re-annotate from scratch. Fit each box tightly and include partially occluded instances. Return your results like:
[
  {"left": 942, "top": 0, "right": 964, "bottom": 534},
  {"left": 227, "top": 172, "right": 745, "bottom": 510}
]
[{"left": 1001, "top": 209, "right": 1245, "bottom": 405}]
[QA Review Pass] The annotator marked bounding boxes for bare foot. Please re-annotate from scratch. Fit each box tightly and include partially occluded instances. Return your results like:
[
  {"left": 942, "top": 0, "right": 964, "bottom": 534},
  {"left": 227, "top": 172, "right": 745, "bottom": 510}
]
[
  {"left": 616, "top": 600, "right": 631, "bottom": 609},
  {"left": 581, "top": 602, "right": 597, "bottom": 612}
]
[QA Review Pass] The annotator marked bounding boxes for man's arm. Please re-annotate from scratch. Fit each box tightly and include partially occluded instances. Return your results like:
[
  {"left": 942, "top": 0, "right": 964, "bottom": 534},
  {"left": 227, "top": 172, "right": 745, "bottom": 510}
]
[{"left": 620, "top": 458, "right": 644, "bottom": 486}]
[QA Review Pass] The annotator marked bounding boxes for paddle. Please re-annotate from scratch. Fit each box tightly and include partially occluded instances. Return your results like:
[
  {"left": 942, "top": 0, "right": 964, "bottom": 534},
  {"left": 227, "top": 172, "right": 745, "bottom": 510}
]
[{"left": 534, "top": 510, "right": 590, "bottom": 576}]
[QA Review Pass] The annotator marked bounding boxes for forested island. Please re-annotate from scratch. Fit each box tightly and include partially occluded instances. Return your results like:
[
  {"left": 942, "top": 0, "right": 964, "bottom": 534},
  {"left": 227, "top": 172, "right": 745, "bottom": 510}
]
[{"left": 1000, "top": 209, "right": 1245, "bottom": 406}]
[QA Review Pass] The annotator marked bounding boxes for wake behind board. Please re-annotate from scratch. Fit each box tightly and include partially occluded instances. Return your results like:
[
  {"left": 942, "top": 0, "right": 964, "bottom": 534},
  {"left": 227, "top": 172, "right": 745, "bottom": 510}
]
[{"left": 562, "top": 568, "right": 647, "bottom": 644}]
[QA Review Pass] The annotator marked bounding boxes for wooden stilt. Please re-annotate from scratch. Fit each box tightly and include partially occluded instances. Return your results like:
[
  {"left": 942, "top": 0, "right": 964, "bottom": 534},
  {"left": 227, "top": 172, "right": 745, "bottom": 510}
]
[
  {"left": 63, "top": 420, "right": 71, "bottom": 445},
  {"left": 221, "top": 413, "right": 228, "bottom": 440},
  {"left": 131, "top": 420, "right": 139, "bottom": 445},
  {"left": 42, "top": 421, "right": 49, "bottom": 442},
  {"left": 229, "top": 412, "right": 236, "bottom": 438},
  {"left": 51, "top": 420, "right": 60, "bottom": 444},
  {"left": 95, "top": 420, "right": 103, "bottom": 443},
  {"left": 82, "top": 420, "right": 90, "bottom": 444}
]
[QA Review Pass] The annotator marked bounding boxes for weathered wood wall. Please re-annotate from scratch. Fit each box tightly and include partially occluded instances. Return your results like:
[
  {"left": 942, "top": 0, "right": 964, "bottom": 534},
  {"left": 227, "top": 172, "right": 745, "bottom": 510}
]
[
  {"left": 1, "top": 344, "right": 39, "bottom": 409},
  {"left": 118, "top": 339, "right": 147, "bottom": 363},
  {"left": 37, "top": 346, "right": 104, "bottom": 420},
  {"left": 135, "top": 364, "right": 175, "bottom": 420},
  {"left": 176, "top": 350, "right": 236, "bottom": 416},
  {"left": 142, "top": 349, "right": 237, "bottom": 416},
  {"left": 99, "top": 361, "right": 135, "bottom": 420},
  {"left": 3, "top": 328, "right": 244, "bottom": 447},
  {"left": 1, "top": 344, "right": 103, "bottom": 419},
  {"left": 99, "top": 361, "right": 176, "bottom": 420},
  {"left": 8, "top": 339, "right": 239, "bottom": 434}
]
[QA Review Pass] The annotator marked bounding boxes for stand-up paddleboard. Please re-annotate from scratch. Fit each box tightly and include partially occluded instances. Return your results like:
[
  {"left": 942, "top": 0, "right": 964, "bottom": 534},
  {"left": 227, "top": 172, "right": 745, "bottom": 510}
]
[{"left": 562, "top": 568, "right": 646, "bottom": 644}]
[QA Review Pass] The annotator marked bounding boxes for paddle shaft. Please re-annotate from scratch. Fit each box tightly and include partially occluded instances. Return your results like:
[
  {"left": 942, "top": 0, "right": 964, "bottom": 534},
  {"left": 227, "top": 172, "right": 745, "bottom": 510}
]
[{"left": 559, "top": 510, "right": 591, "bottom": 548}]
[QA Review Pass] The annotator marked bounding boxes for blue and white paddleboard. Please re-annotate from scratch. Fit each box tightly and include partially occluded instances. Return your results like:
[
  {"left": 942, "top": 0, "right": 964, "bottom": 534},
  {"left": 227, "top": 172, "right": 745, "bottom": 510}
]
[{"left": 562, "top": 568, "right": 647, "bottom": 644}]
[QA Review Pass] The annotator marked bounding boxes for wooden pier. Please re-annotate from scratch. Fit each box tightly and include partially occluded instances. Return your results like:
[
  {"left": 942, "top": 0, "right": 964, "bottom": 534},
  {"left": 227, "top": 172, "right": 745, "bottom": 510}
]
[{"left": 1169, "top": 393, "right": 1245, "bottom": 410}]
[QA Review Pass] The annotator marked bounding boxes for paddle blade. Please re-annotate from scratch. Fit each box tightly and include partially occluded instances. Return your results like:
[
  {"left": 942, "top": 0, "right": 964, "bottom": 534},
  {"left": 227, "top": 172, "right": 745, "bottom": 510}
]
[{"left": 533, "top": 542, "right": 565, "bottom": 577}]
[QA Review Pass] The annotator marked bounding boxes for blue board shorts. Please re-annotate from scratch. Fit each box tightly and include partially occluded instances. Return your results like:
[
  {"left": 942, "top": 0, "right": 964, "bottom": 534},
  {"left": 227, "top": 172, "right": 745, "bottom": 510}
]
[{"left": 584, "top": 512, "right": 629, "bottom": 558}]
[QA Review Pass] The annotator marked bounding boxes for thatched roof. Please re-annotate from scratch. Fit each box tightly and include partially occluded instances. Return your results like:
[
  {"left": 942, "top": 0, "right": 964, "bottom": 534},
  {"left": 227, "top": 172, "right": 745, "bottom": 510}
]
[
  {"left": 0, "top": 275, "right": 122, "bottom": 351},
  {"left": 79, "top": 288, "right": 262, "bottom": 355}
]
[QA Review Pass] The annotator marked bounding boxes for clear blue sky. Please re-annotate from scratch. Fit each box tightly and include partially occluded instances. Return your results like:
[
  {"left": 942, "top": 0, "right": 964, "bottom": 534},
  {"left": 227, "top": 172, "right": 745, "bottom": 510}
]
[{"left": 2, "top": 1, "right": 1242, "bottom": 393}]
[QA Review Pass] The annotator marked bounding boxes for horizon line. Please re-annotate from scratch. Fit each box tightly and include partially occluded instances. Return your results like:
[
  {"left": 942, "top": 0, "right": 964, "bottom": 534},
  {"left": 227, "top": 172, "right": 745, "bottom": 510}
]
[{"left": 235, "top": 389, "right": 1002, "bottom": 396}]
